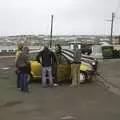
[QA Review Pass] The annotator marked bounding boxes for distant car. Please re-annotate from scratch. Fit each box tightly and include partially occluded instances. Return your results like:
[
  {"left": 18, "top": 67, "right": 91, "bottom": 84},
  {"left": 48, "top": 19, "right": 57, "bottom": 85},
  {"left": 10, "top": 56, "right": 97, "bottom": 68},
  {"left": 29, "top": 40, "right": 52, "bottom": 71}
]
[{"left": 29, "top": 49, "right": 97, "bottom": 84}]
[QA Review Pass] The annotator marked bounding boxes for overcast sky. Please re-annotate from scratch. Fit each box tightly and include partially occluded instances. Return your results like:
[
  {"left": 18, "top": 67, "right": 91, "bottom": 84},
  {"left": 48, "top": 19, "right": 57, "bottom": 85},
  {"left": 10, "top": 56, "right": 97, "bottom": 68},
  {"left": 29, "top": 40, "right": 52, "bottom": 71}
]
[{"left": 0, "top": 0, "right": 120, "bottom": 36}]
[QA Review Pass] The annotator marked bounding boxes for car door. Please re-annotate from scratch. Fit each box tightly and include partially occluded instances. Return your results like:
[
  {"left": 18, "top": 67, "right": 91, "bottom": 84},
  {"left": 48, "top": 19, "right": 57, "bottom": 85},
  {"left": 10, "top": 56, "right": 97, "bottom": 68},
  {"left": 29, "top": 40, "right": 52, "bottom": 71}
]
[
  {"left": 30, "top": 52, "right": 42, "bottom": 79},
  {"left": 59, "top": 55, "right": 71, "bottom": 81}
]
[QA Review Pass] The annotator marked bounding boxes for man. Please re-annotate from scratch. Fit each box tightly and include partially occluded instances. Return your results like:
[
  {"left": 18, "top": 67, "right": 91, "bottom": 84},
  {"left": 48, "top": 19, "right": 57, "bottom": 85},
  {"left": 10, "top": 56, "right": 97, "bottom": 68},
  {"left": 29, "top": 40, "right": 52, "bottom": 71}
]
[
  {"left": 55, "top": 44, "right": 62, "bottom": 82},
  {"left": 70, "top": 43, "right": 81, "bottom": 87},
  {"left": 15, "top": 46, "right": 30, "bottom": 92},
  {"left": 36, "top": 45, "right": 56, "bottom": 87}
]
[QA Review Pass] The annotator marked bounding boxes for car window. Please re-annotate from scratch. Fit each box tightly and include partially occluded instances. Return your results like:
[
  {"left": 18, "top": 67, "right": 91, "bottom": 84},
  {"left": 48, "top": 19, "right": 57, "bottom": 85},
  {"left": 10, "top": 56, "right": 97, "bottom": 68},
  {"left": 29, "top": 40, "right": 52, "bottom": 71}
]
[
  {"left": 30, "top": 52, "right": 69, "bottom": 64},
  {"left": 59, "top": 55, "right": 68, "bottom": 64}
]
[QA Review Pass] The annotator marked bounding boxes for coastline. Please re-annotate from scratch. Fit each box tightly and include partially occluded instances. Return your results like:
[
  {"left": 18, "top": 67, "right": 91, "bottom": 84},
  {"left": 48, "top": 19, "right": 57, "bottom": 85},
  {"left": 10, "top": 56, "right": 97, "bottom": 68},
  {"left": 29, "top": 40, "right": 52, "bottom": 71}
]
[{"left": 0, "top": 46, "right": 40, "bottom": 57}]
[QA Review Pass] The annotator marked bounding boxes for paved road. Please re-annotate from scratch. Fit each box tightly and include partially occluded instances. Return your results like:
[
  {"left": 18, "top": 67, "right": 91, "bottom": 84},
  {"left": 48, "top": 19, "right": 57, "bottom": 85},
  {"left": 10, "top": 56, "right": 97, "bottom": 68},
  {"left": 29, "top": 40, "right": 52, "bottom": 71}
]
[
  {"left": 0, "top": 57, "right": 120, "bottom": 120},
  {"left": 98, "top": 59, "right": 120, "bottom": 95},
  {"left": 98, "top": 59, "right": 120, "bottom": 87}
]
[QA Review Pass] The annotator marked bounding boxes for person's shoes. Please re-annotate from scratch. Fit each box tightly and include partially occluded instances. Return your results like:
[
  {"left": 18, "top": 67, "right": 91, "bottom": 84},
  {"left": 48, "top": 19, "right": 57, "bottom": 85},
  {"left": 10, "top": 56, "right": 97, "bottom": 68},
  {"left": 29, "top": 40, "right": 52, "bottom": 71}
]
[
  {"left": 53, "top": 83, "right": 59, "bottom": 87},
  {"left": 17, "top": 88, "right": 21, "bottom": 91},
  {"left": 21, "top": 88, "right": 24, "bottom": 91}
]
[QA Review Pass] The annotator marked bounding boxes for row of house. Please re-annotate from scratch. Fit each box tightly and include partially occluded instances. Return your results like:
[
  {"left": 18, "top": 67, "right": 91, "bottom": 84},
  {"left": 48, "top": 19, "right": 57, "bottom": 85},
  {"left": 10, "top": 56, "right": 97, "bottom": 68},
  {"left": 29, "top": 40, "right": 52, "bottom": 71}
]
[{"left": 0, "top": 35, "right": 120, "bottom": 46}]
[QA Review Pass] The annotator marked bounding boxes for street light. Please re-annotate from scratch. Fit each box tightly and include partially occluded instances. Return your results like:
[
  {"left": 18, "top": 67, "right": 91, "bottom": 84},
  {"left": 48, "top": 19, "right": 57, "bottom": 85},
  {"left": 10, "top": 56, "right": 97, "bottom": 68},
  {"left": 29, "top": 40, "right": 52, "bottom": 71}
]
[
  {"left": 105, "top": 12, "right": 115, "bottom": 44},
  {"left": 50, "top": 15, "right": 54, "bottom": 48}
]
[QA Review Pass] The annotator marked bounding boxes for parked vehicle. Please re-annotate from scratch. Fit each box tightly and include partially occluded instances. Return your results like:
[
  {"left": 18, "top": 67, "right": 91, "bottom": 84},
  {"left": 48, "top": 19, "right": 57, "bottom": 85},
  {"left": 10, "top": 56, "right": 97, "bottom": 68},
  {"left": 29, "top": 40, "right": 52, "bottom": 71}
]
[{"left": 29, "top": 49, "right": 98, "bottom": 84}]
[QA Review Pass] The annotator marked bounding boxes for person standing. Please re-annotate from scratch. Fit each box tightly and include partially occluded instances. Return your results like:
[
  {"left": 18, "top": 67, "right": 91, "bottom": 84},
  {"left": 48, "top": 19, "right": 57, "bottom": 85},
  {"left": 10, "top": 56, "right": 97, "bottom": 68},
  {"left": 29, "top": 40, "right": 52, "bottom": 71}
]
[
  {"left": 36, "top": 46, "right": 56, "bottom": 87},
  {"left": 15, "top": 46, "right": 30, "bottom": 92},
  {"left": 15, "top": 43, "right": 24, "bottom": 89},
  {"left": 55, "top": 44, "right": 62, "bottom": 82},
  {"left": 70, "top": 44, "right": 81, "bottom": 87}
]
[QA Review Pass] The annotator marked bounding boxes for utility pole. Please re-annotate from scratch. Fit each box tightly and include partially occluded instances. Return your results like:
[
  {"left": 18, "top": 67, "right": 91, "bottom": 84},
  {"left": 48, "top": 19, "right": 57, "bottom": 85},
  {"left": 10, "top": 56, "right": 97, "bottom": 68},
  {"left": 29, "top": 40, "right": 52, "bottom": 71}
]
[
  {"left": 50, "top": 14, "right": 53, "bottom": 48},
  {"left": 110, "top": 12, "right": 115, "bottom": 44},
  {"left": 106, "top": 12, "right": 115, "bottom": 44}
]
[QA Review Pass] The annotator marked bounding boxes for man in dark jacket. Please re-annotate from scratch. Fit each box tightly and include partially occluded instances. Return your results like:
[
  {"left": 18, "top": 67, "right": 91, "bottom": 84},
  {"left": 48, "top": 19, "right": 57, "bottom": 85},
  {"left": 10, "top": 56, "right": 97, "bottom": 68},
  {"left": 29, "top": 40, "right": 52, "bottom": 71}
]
[
  {"left": 55, "top": 44, "right": 62, "bottom": 82},
  {"left": 36, "top": 46, "right": 56, "bottom": 87}
]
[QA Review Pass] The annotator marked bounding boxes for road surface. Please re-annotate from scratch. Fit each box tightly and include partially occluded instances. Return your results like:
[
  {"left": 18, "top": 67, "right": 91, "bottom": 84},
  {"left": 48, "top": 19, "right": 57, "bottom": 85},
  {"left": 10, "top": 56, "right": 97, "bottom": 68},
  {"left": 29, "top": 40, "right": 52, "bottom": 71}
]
[{"left": 0, "top": 57, "right": 120, "bottom": 120}]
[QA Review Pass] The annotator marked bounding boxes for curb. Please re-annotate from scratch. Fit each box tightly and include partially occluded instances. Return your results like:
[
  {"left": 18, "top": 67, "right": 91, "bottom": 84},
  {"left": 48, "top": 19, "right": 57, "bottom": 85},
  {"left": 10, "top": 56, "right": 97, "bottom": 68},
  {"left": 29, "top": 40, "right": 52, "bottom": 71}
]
[{"left": 96, "top": 76, "right": 120, "bottom": 96}]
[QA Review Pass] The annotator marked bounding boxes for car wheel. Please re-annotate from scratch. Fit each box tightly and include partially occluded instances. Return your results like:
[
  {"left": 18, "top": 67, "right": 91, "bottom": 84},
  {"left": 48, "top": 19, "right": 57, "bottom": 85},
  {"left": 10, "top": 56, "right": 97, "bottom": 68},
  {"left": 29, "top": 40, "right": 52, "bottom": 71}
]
[{"left": 79, "top": 72, "right": 86, "bottom": 84}]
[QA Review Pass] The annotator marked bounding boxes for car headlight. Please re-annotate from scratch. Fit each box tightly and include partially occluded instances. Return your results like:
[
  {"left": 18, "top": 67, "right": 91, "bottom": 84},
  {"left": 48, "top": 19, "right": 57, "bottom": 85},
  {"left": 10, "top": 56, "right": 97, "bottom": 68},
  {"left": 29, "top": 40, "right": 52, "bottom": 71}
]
[{"left": 92, "top": 62, "right": 96, "bottom": 65}]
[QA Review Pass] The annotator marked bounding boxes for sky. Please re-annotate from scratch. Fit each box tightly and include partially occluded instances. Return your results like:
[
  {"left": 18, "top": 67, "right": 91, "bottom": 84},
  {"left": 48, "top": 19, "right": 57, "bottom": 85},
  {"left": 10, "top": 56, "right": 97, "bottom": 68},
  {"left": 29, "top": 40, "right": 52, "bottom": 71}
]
[{"left": 0, "top": 0, "right": 120, "bottom": 36}]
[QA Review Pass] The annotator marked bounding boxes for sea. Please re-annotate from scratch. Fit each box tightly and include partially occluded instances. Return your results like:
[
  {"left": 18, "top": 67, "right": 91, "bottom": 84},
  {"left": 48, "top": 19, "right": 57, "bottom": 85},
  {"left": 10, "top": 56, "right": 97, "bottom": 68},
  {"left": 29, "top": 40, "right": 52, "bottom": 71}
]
[{"left": 0, "top": 45, "right": 70, "bottom": 52}]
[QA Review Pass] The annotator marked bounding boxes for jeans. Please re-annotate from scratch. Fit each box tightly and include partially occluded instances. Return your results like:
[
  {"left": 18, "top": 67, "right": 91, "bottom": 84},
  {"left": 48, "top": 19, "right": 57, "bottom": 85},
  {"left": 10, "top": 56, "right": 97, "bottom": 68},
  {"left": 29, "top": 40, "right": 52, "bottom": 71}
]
[
  {"left": 20, "top": 73, "right": 28, "bottom": 92},
  {"left": 17, "top": 73, "right": 20, "bottom": 88},
  {"left": 42, "top": 66, "right": 53, "bottom": 86}
]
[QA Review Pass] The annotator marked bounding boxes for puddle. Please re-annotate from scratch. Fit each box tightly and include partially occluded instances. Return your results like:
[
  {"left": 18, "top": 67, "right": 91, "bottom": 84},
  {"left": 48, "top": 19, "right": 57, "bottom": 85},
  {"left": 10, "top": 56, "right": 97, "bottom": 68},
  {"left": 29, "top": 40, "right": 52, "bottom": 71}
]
[
  {"left": 0, "top": 67, "right": 9, "bottom": 70},
  {"left": 0, "top": 100, "right": 23, "bottom": 108},
  {"left": 60, "top": 115, "right": 76, "bottom": 120}
]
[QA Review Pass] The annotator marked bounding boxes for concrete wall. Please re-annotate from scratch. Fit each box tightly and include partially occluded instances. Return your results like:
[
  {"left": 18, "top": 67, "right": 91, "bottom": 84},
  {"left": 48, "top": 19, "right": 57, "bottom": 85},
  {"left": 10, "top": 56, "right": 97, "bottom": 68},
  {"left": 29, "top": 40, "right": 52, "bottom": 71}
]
[{"left": 113, "top": 45, "right": 120, "bottom": 50}]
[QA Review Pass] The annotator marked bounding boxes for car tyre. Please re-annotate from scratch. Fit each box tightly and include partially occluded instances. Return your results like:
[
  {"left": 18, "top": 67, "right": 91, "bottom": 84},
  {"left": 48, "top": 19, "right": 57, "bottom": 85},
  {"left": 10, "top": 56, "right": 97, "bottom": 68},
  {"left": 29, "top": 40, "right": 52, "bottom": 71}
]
[{"left": 79, "top": 72, "right": 86, "bottom": 84}]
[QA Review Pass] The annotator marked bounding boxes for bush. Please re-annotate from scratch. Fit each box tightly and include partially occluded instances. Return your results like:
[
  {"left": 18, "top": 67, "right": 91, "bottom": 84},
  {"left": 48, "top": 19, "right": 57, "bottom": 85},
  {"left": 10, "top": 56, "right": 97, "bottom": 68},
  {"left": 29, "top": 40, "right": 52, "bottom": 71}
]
[
  {"left": 112, "top": 49, "right": 120, "bottom": 58},
  {"left": 102, "top": 46, "right": 113, "bottom": 59}
]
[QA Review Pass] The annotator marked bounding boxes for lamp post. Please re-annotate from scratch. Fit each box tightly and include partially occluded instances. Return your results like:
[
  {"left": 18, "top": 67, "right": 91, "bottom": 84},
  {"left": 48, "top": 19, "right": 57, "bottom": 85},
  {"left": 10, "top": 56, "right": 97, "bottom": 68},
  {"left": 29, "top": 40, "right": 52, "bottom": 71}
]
[
  {"left": 110, "top": 13, "right": 115, "bottom": 44},
  {"left": 105, "top": 12, "right": 115, "bottom": 44},
  {"left": 50, "top": 15, "right": 53, "bottom": 48}
]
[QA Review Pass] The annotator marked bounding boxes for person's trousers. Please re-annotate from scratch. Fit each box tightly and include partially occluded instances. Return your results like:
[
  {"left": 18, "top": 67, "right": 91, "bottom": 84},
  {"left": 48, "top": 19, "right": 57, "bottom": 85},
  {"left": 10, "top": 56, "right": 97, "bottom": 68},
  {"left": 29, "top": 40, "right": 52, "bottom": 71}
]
[
  {"left": 56, "top": 64, "right": 60, "bottom": 82},
  {"left": 42, "top": 66, "right": 53, "bottom": 86},
  {"left": 20, "top": 73, "right": 28, "bottom": 92},
  {"left": 71, "top": 64, "right": 80, "bottom": 86},
  {"left": 56, "top": 55, "right": 61, "bottom": 82},
  {"left": 17, "top": 73, "right": 20, "bottom": 88}
]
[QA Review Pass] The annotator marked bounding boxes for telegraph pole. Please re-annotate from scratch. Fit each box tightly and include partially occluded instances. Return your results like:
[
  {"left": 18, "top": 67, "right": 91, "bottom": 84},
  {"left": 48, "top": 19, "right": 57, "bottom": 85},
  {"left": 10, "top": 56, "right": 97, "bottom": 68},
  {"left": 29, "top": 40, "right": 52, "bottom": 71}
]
[
  {"left": 110, "top": 12, "right": 115, "bottom": 44},
  {"left": 106, "top": 12, "right": 115, "bottom": 44},
  {"left": 50, "top": 14, "right": 53, "bottom": 48}
]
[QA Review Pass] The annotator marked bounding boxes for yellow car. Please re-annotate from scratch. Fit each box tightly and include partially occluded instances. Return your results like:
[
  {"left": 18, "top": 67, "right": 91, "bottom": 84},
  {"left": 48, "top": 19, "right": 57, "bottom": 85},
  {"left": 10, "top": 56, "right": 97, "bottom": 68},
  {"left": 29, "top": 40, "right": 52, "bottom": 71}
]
[
  {"left": 29, "top": 50, "right": 97, "bottom": 83},
  {"left": 29, "top": 51, "right": 71, "bottom": 82}
]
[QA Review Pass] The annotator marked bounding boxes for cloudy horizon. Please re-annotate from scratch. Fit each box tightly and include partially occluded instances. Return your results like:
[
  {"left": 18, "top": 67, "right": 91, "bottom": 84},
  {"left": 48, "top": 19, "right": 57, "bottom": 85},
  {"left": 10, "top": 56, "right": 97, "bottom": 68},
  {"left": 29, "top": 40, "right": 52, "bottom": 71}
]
[{"left": 0, "top": 0, "right": 120, "bottom": 36}]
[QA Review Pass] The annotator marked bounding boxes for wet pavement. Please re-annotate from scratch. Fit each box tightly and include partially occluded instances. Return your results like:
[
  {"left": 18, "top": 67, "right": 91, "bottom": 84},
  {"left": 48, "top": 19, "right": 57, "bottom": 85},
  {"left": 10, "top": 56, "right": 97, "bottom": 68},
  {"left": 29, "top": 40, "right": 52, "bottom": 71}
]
[
  {"left": 98, "top": 59, "right": 120, "bottom": 95},
  {"left": 0, "top": 57, "right": 120, "bottom": 120}
]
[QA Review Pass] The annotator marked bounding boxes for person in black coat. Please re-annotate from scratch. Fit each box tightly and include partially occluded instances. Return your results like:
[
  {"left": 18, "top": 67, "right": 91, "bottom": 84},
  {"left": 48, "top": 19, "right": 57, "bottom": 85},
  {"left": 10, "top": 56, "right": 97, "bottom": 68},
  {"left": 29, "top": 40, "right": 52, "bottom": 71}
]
[{"left": 36, "top": 46, "right": 56, "bottom": 87}]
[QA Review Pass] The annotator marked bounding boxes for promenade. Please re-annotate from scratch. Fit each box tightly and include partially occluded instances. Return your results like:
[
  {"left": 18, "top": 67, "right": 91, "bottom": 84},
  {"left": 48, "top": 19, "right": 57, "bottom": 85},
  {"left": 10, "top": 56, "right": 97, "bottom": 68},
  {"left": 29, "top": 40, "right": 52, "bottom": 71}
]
[{"left": 0, "top": 57, "right": 120, "bottom": 120}]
